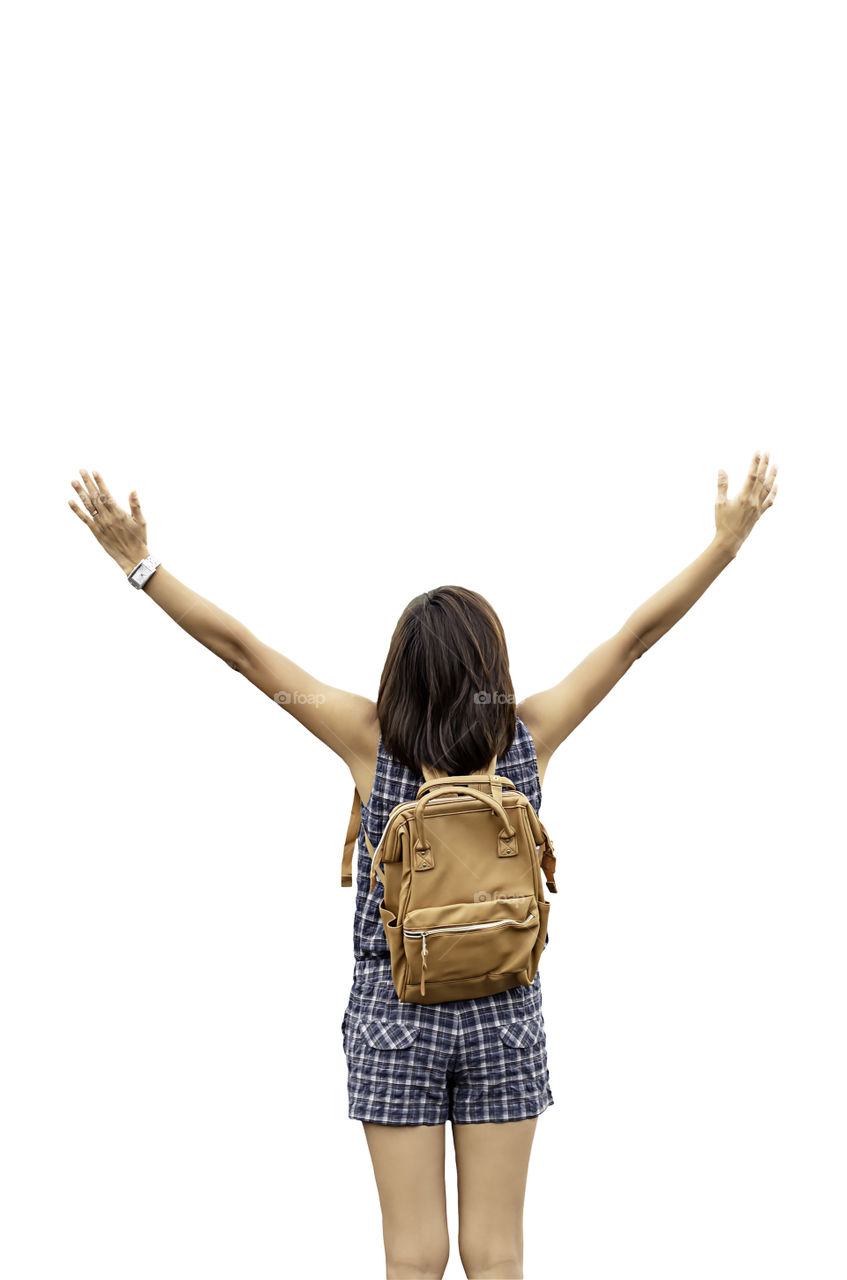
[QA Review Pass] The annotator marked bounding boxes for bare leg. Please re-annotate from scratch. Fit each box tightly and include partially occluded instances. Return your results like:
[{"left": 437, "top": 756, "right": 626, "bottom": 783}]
[
  {"left": 363, "top": 1121, "right": 451, "bottom": 1279},
  {"left": 452, "top": 1117, "right": 538, "bottom": 1279}
]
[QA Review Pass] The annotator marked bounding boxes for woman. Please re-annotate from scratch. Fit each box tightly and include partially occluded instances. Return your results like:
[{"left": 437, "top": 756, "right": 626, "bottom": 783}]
[{"left": 68, "top": 452, "right": 778, "bottom": 1279}]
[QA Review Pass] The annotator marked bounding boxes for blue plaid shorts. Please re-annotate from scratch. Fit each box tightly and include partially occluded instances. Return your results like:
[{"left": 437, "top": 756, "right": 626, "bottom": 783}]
[{"left": 341, "top": 956, "right": 554, "bottom": 1125}]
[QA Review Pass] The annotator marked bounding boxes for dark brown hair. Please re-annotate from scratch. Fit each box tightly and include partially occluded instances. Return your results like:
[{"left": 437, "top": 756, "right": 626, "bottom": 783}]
[{"left": 377, "top": 585, "right": 516, "bottom": 777}]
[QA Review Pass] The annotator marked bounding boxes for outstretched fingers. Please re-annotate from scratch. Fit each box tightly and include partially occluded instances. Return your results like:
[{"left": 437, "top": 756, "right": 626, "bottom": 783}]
[
  {"left": 129, "top": 490, "right": 146, "bottom": 528},
  {"left": 747, "top": 450, "right": 772, "bottom": 499},
  {"left": 68, "top": 494, "right": 93, "bottom": 526},
  {"left": 70, "top": 470, "right": 98, "bottom": 522},
  {"left": 756, "top": 453, "right": 779, "bottom": 511},
  {"left": 91, "top": 469, "right": 116, "bottom": 508},
  {"left": 741, "top": 450, "right": 779, "bottom": 512},
  {"left": 761, "top": 465, "right": 779, "bottom": 511}
]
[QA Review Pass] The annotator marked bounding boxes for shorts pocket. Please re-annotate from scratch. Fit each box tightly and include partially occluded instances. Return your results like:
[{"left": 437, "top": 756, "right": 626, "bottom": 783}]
[
  {"left": 359, "top": 1020, "right": 420, "bottom": 1051},
  {"left": 499, "top": 1017, "right": 543, "bottom": 1050}
]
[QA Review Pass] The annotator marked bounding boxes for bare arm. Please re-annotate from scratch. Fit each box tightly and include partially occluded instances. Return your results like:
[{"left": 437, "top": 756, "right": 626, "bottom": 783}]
[
  {"left": 519, "top": 452, "right": 779, "bottom": 777},
  {"left": 223, "top": 628, "right": 379, "bottom": 773},
  {"left": 623, "top": 531, "right": 737, "bottom": 657},
  {"left": 67, "top": 468, "right": 378, "bottom": 780},
  {"left": 68, "top": 467, "right": 254, "bottom": 664}
]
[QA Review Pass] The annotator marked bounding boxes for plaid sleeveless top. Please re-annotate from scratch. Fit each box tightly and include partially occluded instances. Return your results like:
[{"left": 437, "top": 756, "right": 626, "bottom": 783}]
[{"left": 352, "top": 716, "right": 544, "bottom": 960}]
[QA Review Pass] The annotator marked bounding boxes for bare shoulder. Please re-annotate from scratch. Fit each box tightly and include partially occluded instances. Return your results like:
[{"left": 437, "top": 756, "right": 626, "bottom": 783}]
[{"left": 348, "top": 707, "right": 381, "bottom": 809}]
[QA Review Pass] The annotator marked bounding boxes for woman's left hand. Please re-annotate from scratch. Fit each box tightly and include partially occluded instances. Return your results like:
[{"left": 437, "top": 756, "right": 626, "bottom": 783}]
[
  {"left": 714, "top": 451, "right": 779, "bottom": 555},
  {"left": 68, "top": 468, "right": 150, "bottom": 574}
]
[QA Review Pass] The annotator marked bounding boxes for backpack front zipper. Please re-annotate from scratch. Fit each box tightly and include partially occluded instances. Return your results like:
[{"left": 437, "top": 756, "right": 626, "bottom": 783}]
[{"left": 404, "top": 912, "right": 536, "bottom": 996}]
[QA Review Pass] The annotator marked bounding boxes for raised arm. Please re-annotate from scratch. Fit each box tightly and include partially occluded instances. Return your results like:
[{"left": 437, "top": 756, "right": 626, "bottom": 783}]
[
  {"left": 68, "top": 469, "right": 379, "bottom": 795},
  {"left": 518, "top": 452, "right": 778, "bottom": 783}
]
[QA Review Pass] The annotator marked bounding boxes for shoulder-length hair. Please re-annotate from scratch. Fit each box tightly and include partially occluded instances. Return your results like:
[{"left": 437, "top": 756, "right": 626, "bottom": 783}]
[{"left": 376, "top": 585, "right": 516, "bottom": 776}]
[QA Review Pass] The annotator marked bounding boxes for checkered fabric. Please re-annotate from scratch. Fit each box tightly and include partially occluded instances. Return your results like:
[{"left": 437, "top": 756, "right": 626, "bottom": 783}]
[
  {"left": 343, "top": 717, "right": 555, "bottom": 1125},
  {"left": 342, "top": 956, "right": 553, "bottom": 1124}
]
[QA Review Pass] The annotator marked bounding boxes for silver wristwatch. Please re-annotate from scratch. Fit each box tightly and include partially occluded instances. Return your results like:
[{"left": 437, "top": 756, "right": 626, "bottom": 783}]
[{"left": 128, "top": 554, "right": 161, "bottom": 590}]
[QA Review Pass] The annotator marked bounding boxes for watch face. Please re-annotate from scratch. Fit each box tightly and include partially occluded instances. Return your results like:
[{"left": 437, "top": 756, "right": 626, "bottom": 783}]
[{"left": 130, "top": 557, "right": 157, "bottom": 585}]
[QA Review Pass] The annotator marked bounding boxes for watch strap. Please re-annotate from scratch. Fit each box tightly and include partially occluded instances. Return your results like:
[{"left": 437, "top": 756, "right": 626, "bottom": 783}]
[{"left": 128, "top": 554, "right": 161, "bottom": 589}]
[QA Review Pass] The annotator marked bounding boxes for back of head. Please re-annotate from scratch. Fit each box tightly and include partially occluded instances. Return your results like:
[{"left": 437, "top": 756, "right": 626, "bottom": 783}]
[{"left": 376, "top": 585, "right": 516, "bottom": 777}]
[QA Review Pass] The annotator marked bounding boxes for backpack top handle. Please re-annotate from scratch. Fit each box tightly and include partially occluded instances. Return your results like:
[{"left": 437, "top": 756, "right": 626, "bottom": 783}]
[{"left": 411, "top": 783, "right": 517, "bottom": 858}]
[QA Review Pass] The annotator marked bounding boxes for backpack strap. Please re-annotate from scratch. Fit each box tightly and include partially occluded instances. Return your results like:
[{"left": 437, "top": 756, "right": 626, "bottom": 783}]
[
  {"left": 525, "top": 801, "right": 558, "bottom": 893},
  {"left": 341, "top": 787, "right": 377, "bottom": 887}
]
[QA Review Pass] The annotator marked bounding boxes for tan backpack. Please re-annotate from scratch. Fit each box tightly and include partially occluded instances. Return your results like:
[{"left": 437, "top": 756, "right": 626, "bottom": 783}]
[{"left": 341, "top": 755, "right": 557, "bottom": 1004}]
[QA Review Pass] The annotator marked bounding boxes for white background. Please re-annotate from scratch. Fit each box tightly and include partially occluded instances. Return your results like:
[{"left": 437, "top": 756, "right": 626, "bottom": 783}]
[{"left": 2, "top": 2, "right": 845, "bottom": 1277}]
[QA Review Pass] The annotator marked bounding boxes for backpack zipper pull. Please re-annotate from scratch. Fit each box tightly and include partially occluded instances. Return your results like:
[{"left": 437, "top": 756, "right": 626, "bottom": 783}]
[{"left": 420, "top": 931, "right": 428, "bottom": 997}]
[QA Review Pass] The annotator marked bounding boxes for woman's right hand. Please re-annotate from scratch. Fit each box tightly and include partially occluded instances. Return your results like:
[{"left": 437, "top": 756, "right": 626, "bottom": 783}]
[
  {"left": 68, "top": 468, "right": 151, "bottom": 575},
  {"left": 714, "top": 451, "right": 778, "bottom": 555}
]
